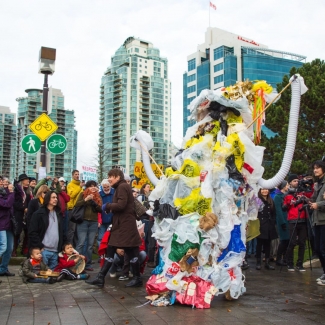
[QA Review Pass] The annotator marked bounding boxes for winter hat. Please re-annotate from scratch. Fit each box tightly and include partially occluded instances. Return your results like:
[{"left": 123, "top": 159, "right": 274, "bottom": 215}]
[
  {"left": 18, "top": 173, "right": 29, "bottom": 182},
  {"left": 278, "top": 180, "right": 288, "bottom": 190},
  {"left": 29, "top": 177, "right": 36, "bottom": 182},
  {"left": 58, "top": 177, "right": 65, "bottom": 182},
  {"left": 124, "top": 174, "right": 131, "bottom": 181},
  {"left": 288, "top": 174, "right": 298, "bottom": 184}
]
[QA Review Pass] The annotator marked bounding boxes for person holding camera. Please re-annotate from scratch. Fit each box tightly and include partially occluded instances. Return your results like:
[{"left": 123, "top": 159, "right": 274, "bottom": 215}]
[
  {"left": 309, "top": 160, "right": 325, "bottom": 285},
  {"left": 283, "top": 174, "right": 312, "bottom": 272}
]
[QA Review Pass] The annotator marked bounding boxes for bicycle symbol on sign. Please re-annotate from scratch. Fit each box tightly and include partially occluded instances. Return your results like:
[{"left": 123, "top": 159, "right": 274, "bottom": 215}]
[
  {"left": 35, "top": 121, "right": 52, "bottom": 131},
  {"left": 49, "top": 139, "right": 66, "bottom": 149}
]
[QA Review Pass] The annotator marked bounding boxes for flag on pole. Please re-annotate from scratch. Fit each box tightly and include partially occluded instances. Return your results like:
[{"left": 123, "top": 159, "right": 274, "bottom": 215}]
[{"left": 210, "top": 1, "right": 216, "bottom": 10}]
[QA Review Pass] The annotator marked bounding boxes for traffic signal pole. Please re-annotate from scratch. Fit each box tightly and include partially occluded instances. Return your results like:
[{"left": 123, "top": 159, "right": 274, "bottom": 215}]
[{"left": 40, "top": 73, "right": 49, "bottom": 168}]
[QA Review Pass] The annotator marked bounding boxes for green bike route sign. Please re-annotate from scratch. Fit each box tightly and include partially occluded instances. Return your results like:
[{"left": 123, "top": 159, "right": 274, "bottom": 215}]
[
  {"left": 47, "top": 134, "right": 67, "bottom": 154},
  {"left": 21, "top": 134, "right": 42, "bottom": 154}
]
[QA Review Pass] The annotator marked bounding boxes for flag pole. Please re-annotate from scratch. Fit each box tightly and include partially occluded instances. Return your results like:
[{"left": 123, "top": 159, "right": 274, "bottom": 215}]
[{"left": 209, "top": 1, "right": 211, "bottom": 27}]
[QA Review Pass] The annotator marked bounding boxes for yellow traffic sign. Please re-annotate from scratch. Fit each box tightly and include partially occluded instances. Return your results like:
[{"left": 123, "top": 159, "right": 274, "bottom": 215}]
[{"left": 29, "top": 113, "right": 58, "bottom": 141}]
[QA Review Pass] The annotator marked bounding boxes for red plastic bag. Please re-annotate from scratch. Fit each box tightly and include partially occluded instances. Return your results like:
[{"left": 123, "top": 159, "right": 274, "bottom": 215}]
[{"left": 146, "top": 274, "right": 169, "bottom": 296}]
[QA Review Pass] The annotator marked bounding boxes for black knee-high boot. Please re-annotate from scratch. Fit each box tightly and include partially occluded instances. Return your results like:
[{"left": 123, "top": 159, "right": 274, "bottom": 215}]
[
  {"left": 85, "top": 259, "right": 112, "bottom": 288},
  {"left": 125, "top": 258, "right": 142, "bottom": 287}
]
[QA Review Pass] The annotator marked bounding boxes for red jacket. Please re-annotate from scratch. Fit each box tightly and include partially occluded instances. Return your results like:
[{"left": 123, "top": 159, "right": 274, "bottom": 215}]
[
  {"left": 54, "top": 252, "right": 77, "bottom": 272},
  {"left": 283, "top": 191, "right": 312, "bottom": 222},
  {"left": 58, "top": 191, "right": 70, "bottom": 214}
]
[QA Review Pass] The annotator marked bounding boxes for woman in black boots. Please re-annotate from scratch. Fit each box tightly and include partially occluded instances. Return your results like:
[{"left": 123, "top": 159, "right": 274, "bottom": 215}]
[
  {"left": 86, "top": 169, "right": 142, "bottom": 288},
  {"left": 256, "top": 188, "right": 278, "bottom": 270}
]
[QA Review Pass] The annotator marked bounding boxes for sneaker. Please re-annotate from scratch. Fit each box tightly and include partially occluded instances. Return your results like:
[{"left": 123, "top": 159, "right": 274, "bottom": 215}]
[
  {"left": 317, "top": 280, "right": 325, "bottom": 286},
  {"left": 296, "top": 265, "right": 306, "bottom": 272},
  {"left": 118, "top": 275, "right": 129, "bottom": 281},
  {"left": 287, "top": 265, "right": 295, "bottom": 272},
  {"left": 316, "top": 274, "right": 325, "bottom": 282},
  {"left": 109, "top": 273, "right": 116, "bottom": 278}
]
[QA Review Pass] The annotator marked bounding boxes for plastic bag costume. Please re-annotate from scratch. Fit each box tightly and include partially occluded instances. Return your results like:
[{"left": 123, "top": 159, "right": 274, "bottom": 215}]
[{"left": 136, "top": 80, "right": 280, "bottom": 308}]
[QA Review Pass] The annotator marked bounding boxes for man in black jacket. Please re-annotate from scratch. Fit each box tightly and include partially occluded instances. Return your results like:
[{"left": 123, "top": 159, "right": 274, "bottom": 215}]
[{"left": 28, "top": 191, "right": 64, "bottom": 270}]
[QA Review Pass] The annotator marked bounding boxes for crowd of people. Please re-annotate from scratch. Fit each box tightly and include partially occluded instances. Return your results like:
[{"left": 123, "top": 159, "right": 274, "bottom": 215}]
[
  {"left": 0, "top": 168, "right": 156, "bottom": 287},
  {"left": 1, "top": 161, "right": 325, "bottom": 287},
  {"left": 244, "top": 160, "right": 325, "bottom": 286}
]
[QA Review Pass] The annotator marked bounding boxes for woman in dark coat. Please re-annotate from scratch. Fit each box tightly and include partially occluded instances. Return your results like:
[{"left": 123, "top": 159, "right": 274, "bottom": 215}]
[
  {"left": 256, "top": 188, "right": 278, "bottom": 270},
  {"left": 86, "top": 169, "right": 142, "bottom": 288}
]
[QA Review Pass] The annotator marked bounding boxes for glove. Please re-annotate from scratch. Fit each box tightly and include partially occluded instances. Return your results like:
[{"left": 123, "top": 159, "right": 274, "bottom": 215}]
[{"left": 281, "top": 224, "right": 287, "bottom": 231}]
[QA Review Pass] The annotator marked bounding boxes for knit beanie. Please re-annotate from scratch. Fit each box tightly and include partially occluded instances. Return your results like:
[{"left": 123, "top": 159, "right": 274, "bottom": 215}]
[
  {"left": 288, "top": 174, "right": 298, "bottom": 184},
  {"left": 278, "top": 180, "right": 287, "bottom": 190}
]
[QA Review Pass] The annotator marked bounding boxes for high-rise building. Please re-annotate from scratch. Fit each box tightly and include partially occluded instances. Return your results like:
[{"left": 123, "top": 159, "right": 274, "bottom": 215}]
[
  {"left": 16, "top": 88, "right": 77, "bottom": 180},
  {"left": 0, "top": 106, "right": 17, "bottom": 180},
  {"left": 99, "top": 37, "right": 171, "bottom": 174},
  {"left": 183, "top": 27, "right": 306, "bottom": 134}
]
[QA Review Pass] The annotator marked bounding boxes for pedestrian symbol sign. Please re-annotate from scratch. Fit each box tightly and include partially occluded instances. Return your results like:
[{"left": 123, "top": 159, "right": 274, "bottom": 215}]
[
  {"left": 21, "top": 134, "right": 42, "bottom": 154},
  {"left": 29, "top": 113, "right": 58, "bottom": 141},
  {"left": 47, "top": 134, "right": 67, "bottom": 154}
]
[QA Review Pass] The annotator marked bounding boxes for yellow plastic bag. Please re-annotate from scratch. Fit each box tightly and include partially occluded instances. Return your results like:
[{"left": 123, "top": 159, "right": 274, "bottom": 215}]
[
  {"left": 174, "top": 188, "right": 212, "bottom": 215},
  {"left": 226, "top": 133, "right": 245, "bottom": 171},
  {"left": 185, "top": 136, "right": 203, "bottom": 149},
  {"left": 246, "top": 219, "right": 260, "bottom": 242},
  {"left": 179, "top": 159, "right": 201, "bottom": 177}
]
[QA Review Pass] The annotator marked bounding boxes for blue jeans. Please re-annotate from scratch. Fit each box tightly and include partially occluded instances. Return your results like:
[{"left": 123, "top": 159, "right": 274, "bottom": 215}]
[
  {"left": 76, "top": 220, "right": 98, "bottom": 268},
  {"left": 41, "top": 250, "right": 58, "bottom": 270},
  {"left": 28, "top": 278, "right": 50, "bottom": 283},
  {"left": 0, "top": 230, "right": 14, "bottom": 274},
  {"left": 97, "top": 223, "right": 110, "bottom": 247}
]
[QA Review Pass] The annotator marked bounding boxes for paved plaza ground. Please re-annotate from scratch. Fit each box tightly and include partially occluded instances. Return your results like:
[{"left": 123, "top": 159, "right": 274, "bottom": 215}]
[{"left": 1, "top": 257, "right": 325, "bottom": 325}]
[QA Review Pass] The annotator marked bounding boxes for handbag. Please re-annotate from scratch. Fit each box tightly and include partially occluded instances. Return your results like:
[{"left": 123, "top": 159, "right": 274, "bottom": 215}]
[{"left": 70, "top": 205, "right": 85, "bottom": 224}]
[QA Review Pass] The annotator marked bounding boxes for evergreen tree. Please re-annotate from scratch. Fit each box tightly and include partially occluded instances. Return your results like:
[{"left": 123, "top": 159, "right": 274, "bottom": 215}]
[{"left": 261, "top": 59, "right": 325, "bottom": 178}]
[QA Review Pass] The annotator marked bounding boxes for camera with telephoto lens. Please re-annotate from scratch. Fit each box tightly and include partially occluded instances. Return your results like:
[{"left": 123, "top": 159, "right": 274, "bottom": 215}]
[{"left": 297, "top": 178, "right": 313, "bottom": 193}]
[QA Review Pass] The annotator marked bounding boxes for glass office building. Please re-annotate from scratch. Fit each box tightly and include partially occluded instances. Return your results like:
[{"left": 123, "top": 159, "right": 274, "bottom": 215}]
[
  {"left": 99, "top": 37, "right": 171, "bottom": 173},
  {"left": 16, "top": 88, "right": 77, "bottom": 180},
  {"left": 183, "top": 27, "right": 306, "bottom": 135},
  {"left": 0, "top": 106, "right": 17, "bottom": 180}
]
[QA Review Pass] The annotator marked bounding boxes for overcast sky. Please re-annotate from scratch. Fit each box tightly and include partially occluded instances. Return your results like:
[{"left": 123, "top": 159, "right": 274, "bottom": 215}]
[{"left": 1, "top": 0, "right": 324, "bottom": 171}]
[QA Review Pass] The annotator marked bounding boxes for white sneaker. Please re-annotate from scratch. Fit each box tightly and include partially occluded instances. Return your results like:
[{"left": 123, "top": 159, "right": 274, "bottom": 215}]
[
  {"left": 109, "top": 272, "right": 116, "bottom": 278},
  {"left": 316, "top": 274, "right": 325, "bottom": 282},
  {"left": 317, "top": 280, "right": 325, "bottom": 286}
]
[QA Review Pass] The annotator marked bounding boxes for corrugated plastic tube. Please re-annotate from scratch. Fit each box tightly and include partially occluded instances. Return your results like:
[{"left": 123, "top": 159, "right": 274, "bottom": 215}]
[
  {"left": 141, "top": 148, "right": 159, "bottom": 186},
  {"left": 258, "top": 75, "right": 301, "bottom": 189}
]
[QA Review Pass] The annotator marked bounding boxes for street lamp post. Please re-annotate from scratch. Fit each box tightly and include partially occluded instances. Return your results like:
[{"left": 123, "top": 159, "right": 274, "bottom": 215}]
[{"left": 38, "top": 47, "right": 56, "bottom": 168}]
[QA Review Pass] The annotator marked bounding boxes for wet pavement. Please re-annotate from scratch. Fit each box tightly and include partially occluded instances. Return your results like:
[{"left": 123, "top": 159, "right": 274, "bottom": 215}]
[{"left": 1, "top": 258, "right": 325, "bottom": 325}]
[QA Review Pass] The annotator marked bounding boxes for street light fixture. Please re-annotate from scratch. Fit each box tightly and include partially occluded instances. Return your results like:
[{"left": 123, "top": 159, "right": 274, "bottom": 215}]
[{"left": 39, "top": 46, "right": 56, "bottom": 168}]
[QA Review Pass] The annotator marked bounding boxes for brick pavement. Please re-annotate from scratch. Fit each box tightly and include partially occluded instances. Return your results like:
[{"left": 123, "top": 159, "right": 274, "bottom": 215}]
[{"left": 1, "top": 259, "right": 325, "bottom": 325}]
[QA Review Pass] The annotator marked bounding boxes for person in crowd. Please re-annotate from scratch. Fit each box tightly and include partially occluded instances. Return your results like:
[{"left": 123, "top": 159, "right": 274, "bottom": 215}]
[
  {"left": 29, "top": 177, "right": 37, "bottom": 194},
  {"left": 124, "top": 174, "right": 131, "bottom": 186},
  {"left": 80, "top": 180, "right": 86, "bottom": 190},
  {"left": 86, "top": 169, "right": 142, "bottom": 288},
  {"left": 26, "top": 185, "right": 49, "bottom": 230},
  {"left": 139, "top": 183, "right": 155, "bottom": 267},
  {"left": 21, "top": 247, "right": 56, "bottom": 284},
  {"left": 97, "top": 179, "right": 114, "bottom": 248},
  {"left": 283, "top": 174, "right": 312, "bottom": 272},
  {"left": 75, "top": 180, "right": 102, "bottom": 271},
  {"left": 109, "top": 220, "right": 148, "bottom": 280},
  {"left": 33, "top": 176, "right": 51, "bottom": 195},
  {"left": 255, "top": 188, "right": 278, "bottom": 270},
  {"left": 0, "top": 181, "right": 15, "bottom": 278},
  {"left": 309, "top": 160, "right": 325, "bottom": 285},
  {"left": 274, "top": 180, "right": 290, "bottom": 266},
  {"left": 28, "top": 191, "right": 64, "bottom": 270},
  {"left": 54, "top": 242, "right": 89, "bottom": 281},
  {"left": 12, "top": 174, "right": 32, "bottom": 257},
  {"left": 67, "top": 170, "right": 83, "bottom": 245},
  {"left": 2, "top": 177, "right": 9, "bottom": 189}
]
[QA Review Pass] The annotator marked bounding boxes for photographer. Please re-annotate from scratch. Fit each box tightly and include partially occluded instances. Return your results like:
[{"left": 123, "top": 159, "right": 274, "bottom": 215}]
[
  {"left": 283, "top": 174, "right": 312, "bottom": 272},
  {"left": 309, "top": 160, "right": 325, "bottom": 285}
]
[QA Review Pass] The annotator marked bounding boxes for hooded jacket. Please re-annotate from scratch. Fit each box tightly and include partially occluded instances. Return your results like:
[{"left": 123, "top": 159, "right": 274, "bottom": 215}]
[
  {"left": 0, "top": 188, "right": 15, "bottom": 231},
  {"left": 67, "top": 179, "right": 82, "bottom": 210}
]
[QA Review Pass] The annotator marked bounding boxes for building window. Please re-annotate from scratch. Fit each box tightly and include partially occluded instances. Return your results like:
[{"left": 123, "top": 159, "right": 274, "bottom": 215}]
[
  {"left": 139, "top": 64, "right": 142, "bottom": 67},
  {"left": 213, "top": 47, "right": 223, "bottom": 60},
  {"left": 139, "top": 70, "right": 142, "bottom": 73},
  {"left": 145, "top": 71, "right": 147, "bottom": 74},
  {"left": 214, "top": 62, "right": 224, "bottom": 72},
  {"left": 187, "top": 85, "right": 196, "bottom": 93},
  {"left": 214, "top": 75, "right": 224, "bottom": 84},
  {"left": 139, "top": 59, "right": 142, "bottom": 61},
  {"left": 188, "top": 59, "right": 196, "bottom": 71},
  {"left": 145, "top": 60, "right": 147, "bottom": 63},
  {"left": 135, "top": 48, "right": 139, "bottom": 53},
  {"left": 187, "top": 74, "right": 196, "bottom": 83}
]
